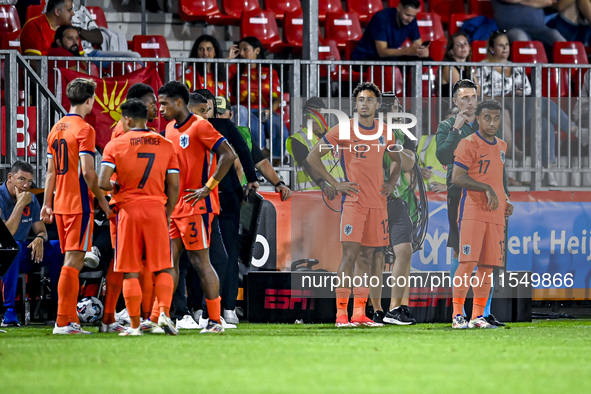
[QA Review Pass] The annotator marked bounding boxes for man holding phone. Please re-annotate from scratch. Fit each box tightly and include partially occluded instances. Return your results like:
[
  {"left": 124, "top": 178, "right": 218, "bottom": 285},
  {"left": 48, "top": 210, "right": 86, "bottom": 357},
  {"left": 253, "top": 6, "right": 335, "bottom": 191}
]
[{"left": 352, "top": 0, "right": 430, "bottom": 61}]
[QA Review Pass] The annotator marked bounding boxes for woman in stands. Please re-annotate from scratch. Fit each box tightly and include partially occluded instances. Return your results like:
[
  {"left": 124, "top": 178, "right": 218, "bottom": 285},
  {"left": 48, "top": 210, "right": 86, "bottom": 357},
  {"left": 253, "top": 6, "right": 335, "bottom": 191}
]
[
  {"left": 474, "top": 30, "right": 577, "bottom": 185},
  {"left": 184, "top": 35, "right": 229, "bottom": 96},
  {"left": 440, "top": 31, "right": 472, "bottom": 98},
  {"left": 228, "top": 36, "right": 288, "bottom": 164}
]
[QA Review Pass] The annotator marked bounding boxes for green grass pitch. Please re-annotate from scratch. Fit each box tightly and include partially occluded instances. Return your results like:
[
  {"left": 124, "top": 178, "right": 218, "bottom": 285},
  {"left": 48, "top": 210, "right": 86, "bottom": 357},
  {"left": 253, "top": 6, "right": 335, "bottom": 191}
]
[{"left": 1, "top": 320, "right": 590, "bottom": 393}]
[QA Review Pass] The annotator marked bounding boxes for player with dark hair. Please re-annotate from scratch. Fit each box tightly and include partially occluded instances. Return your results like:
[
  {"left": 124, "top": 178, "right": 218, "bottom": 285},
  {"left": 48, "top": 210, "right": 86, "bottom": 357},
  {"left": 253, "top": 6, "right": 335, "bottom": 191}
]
[
  {"left": 450, "top": 100, "right": 514, "bottom": 329},
  {"left": 307, "top": 82, "right": 402, "bottom": 327},
  {"left": 42, "top": 78, "right": 111, "bottom": 335},
  {"left": 145, "top": 81, "right": 236, "bottom": 334},
  {"left": 99, "top": 99, "right": 180, "bottom": 336},
  {"left": 436, "top": 80, "right": 508, "bottom": 326},
  {"left": 98, "top": 83, "right": 159, "bottom": 333}
]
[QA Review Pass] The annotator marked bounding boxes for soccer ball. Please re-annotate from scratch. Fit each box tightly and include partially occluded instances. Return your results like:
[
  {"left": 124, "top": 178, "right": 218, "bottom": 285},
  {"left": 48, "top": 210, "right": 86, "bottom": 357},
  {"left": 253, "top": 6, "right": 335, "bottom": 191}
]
[{"left": 77, "top": 297, "right": 104, "bottom": 324}]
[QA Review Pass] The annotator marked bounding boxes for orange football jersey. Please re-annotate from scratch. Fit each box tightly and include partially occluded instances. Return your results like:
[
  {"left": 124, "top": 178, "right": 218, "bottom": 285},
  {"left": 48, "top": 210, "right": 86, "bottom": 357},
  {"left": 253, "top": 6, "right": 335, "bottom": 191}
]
[
  {"left": 47, "top": 114, "right": 96, "bottom": 215},
  {"left": 454, "top": 131, "right": 508, "bottom": 225},
  {"left": 165, "top": 114, "right": 226, "bottom": 217},
  {"left": 102, "top": 129, "right": 179, "bottom": 206}
]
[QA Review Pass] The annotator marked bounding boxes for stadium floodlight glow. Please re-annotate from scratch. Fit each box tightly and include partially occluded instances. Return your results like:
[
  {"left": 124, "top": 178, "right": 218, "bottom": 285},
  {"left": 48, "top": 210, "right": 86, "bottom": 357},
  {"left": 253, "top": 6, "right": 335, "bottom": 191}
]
[{"left": 305, "top": 109, "right": 418, "bottom": 142}]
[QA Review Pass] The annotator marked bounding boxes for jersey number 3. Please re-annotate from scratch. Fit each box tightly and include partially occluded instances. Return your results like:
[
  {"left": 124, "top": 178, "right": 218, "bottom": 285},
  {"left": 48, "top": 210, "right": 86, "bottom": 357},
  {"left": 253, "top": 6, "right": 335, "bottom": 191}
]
[{"left": 137, "top": 153, "right": 155, "bottom": 189}]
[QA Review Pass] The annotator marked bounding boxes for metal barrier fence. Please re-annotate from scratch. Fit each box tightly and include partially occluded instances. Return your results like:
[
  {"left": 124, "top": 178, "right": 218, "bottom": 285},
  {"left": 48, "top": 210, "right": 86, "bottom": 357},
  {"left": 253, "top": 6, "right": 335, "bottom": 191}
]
[{"left": 2, "top": 53, "right": 590, "bottom": 190}]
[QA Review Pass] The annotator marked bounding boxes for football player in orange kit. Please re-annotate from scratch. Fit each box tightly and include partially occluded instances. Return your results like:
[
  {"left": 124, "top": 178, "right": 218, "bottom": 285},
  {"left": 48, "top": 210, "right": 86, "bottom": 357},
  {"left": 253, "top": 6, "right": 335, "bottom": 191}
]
[
  {"left": 100, "top": 83, "right": 159, "bottom": 333},
  {"left": 307, "top": 82, "right": 402, "bottom": 327},
  {"left": 451, "top": 100, "right": 514, "bottom": 329},
  {"left": 99, "top": 99, "right": 180, "bottom": 336},
  {"left": 42, "top": 78, "right": 111, "bottom": 335},
  {"left": 148, "top": 81, "right": 236, "bottom": 334}
]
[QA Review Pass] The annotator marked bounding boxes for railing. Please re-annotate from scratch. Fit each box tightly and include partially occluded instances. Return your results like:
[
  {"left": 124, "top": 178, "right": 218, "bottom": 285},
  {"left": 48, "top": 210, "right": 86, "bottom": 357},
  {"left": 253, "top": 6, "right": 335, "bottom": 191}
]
[{"left": 3, "top": 54, "right": 591, "bottom": 190}]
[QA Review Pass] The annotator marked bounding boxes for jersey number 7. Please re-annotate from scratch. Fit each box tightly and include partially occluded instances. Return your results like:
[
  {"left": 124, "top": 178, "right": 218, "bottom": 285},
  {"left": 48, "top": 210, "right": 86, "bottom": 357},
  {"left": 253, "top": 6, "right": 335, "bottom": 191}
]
[{"left": 137, "top": 153, "right": 155, "bottom": 189}]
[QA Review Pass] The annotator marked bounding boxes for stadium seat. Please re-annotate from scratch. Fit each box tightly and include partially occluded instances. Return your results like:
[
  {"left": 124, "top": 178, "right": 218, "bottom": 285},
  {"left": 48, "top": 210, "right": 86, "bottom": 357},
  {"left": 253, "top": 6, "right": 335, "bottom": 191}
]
[
  {"left": 471, "top": 40, "right": 488, "bottom": 62},
  {"left": 449, "top": 13, "right": 478, "bottom": 36},
  {"left": 430, "top": 0, "right": 466, "bottom": 26},
  {"left": 469, "top": 0, "right": 494, "bottom": 18},
  {"left": 318, "top": 0, "right": 344, "bottom": 23},
  {"left": 346, "top": 0, "right": 384, "bottom": 26},
  {"left": 416, "top": 12, "right": 445, "bottom": 42},
  {"left": 283, "top": 9, "right": 304, "bottom": 49},
  {"left": 0, "top": 5, "right": 20, "bottom": 34},
  {"left": 512, "top": 41, "right": 568, "bottom": 97},
  {"left": 265, "top": 0, "right": 301, "bottom": 23},
  {"left": 553, "top": 41, "right": 588, "bottom": 95},
  {"left": 86, "top": 7, "right": 108, "bottom": 29},
  {"left": 423, "top": 66, "right": 438, "bottom": 97},
  {"left": 26, "top": 5, "right": 44, "bottom": 21},
  {"left": 429, "top": 38, "right": 448, "bottom": 61},
  {"left": 241, "top": 10, "right": 284, "bottom": 53},
  {"left": 222, "top": 0, "right": 260, "bottom": 19},
  {"left": 132, "top": 35, "right": 170, "bottom": 81},
  {"left": 179, "top": 0, "right": 239, "bottom": 24},
  {"left": 0, "top": 30, "right": 21, "bottom": 53},
  {"left": 367, "top": 65, "right": 403, "bottom": 96},
  {"left": 319, "top": 38, "right": 362, "bottom": 82},
  {"left": 324, "top": 11, "right": 363, "bottom": 50},
  {"left": 388, "top": 0, "right": 424, "bottom": 12}
]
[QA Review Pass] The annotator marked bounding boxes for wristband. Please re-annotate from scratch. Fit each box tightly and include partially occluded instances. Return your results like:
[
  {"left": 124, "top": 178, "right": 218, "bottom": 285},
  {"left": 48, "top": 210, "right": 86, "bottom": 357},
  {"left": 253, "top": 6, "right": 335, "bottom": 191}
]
[
  {"left": 275, "top": 180, "right": 286, "bottom": 188},
  {"left": 35, "top": 234, "right": 47, "bottom": 243},
  {"left": 205, "top": 177, "right": 220, "bottom": 190},
  {"left": 452, "top": 127, "right": 461, "bottom": 134}
]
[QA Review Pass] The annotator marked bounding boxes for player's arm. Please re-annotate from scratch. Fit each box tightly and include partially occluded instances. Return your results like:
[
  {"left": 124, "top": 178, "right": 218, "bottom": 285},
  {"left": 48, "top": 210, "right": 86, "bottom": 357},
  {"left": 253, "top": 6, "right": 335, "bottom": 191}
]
[
  {"left": 382, "top": 150, "right": 403, "bottom": 196},
  {"left": 502, "top": 165, "right": 514, "bottom": 217},
  {"left": 80, "top": 154, "right": 111, "bottom": 215},
  {"left": 400, "top": 149, "right": 415, "bottom": 173},
  {"left": 28, "top": 221, "right": 47, "bottom": 264},
  {"left": 254, "top": 157, "right": 292, "bottom": 201},
  {"left": 183, "top": 140, "right": 237, "bottom": 206},
  {"left": 98, "top": 164, "right": 115, "bottom": 192},
  {"left": 165, "top": 172, "right": 180, "bottom": 222},
  {"left": 452, "top": 165, "right": 499, "bottom": 211},
  {"left": 307, "top": 141, "right": 359, "bottom": 197},
  {"left": 41, "top": 159, "right": 56, "bottom": 224}
]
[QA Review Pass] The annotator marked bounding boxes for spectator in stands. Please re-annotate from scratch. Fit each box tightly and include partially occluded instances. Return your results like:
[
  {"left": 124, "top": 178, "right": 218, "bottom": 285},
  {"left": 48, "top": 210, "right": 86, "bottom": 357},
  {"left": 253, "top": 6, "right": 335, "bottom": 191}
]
[
  {"left": 0, "top": 161, "right": 63, "bottom": 327},
  {"left": 21, "top": 0, "right": 76, "bottom": 56},
  {"left": 69, "top": 3, "right": 141, "bottom": 60},
  {"left": 351, "top": 0, "right": 429, "bottom": 61},
  {"left": 547, "top": 0, "right": 591, "bottom": 46},
  {"left": 228, "top": 36, "right": 289, "bottom": 164},
  {"left": 183, "top": 35, "right": 230, "bottom": 97},
  {"left": 474, "top": 30, "right": 576, "bottom": 184},
  {"left": 490, "top": 0, "right": 565, "bottom": 52},
  {"left": 440, "top": 32, "right": 472, "bottom": 98}
]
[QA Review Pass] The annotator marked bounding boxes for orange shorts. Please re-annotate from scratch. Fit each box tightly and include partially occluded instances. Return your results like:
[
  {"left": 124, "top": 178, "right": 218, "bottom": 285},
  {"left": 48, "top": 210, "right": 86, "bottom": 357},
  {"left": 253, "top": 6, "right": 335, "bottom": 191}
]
[
  {"left": 170, "top": 213, "right": 214, "bottom": 251},
  {"left": 109, "top": 216, "right": 116, "bottom": 248},
  {"left": 55, "top": 213, "right": 94, "bottom": 253},
  {"left": 459, "top": 220, "right": 505, "bottom": 266},
  {"left": 340, "top": 202, "right": 389, "bottom": 247},
  {"left": 113, "top": 202, "right": 173, "bottom": 273}
]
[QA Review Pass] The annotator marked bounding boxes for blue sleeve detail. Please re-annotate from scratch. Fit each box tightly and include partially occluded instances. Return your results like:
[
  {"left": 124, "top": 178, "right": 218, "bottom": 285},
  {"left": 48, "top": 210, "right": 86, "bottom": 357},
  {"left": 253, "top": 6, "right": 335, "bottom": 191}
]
[
  {"left": 212, "top": 137, "right": 226, "bottom": 152},
  {"left": 101, "top": 161, "right": 116, "bottom": 169},
  {"left": 454, "top": 161, "right": 469, "bottom": 171},
  {"left": 79, "top": 150, "right": 95, "bottom": 157}
]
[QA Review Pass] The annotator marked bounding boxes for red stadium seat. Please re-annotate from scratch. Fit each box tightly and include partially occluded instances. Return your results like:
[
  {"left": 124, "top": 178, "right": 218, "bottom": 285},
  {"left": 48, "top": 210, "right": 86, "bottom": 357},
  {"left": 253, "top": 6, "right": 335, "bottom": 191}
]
[
  {"left": 471, "top": 40, "right": 488, "bottom": 62},
  {"left": 265, "top": 0, "right": 301, "bottom": 22},
  {"left": 0, "top": 5, "right": 20, "bottom": 34},
  {"left": 388, "top": 0, "right": 424, "bottom": 12},
  {"left": 241, "top": 10, "right": 284, "bottom": 53},
  {"left": 553, "top": 41, "right": 588, "bottom": 95},
  {"left": 319, "top": 38, "right": 362, "bottom": 82},
  {"left": 430, "top": 0, "right": 466, "bottom": 26},
  {"left": 367, "top": 65, "right": 403, "bottom": 96},
  {"left": 423, "top": 66, "right": 438, "bottom": 97},
  {"left": 179, "top": 0, "right": 239, "bottom": 24},
  {"left": 86, "top": 7, "right": 108, "bottom": 29},
  {"left": 429, "top": 38, "right": 448, "bottom": 61},
  {"left": 283, "top": 9, "right": 304, "bottom": 49},
  {"left": 512, "top": 41, "right": 568, "bottom": 97},
  {"left": 416, "top": 12, "right": 445, "bottom": 42},
  {"left": 325, "top": 11, "right": 363, "bottom": 50},
  {"left": 346, "top": 0, "right": 384, "bottom": 26},
  {"left": 449, "top": 13, "right": 478, "bottom": 36},
  {"left": 132, "top": 35, "right": 170, "bottom": 82},
  {"left": 26, "top": 5, "right": 44, "bottom": 21},
  {"left": 469, "top": 0, "right": 494, "bottom": 18},
  {"left": 222, "top": 0, "right": 260, "bottom": 19},
  {"left": 318, "top": 0, "right": 344, "bottom": 23},
  {"left": 0, "top": 30, "right": 21, "bottom": 53}
]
